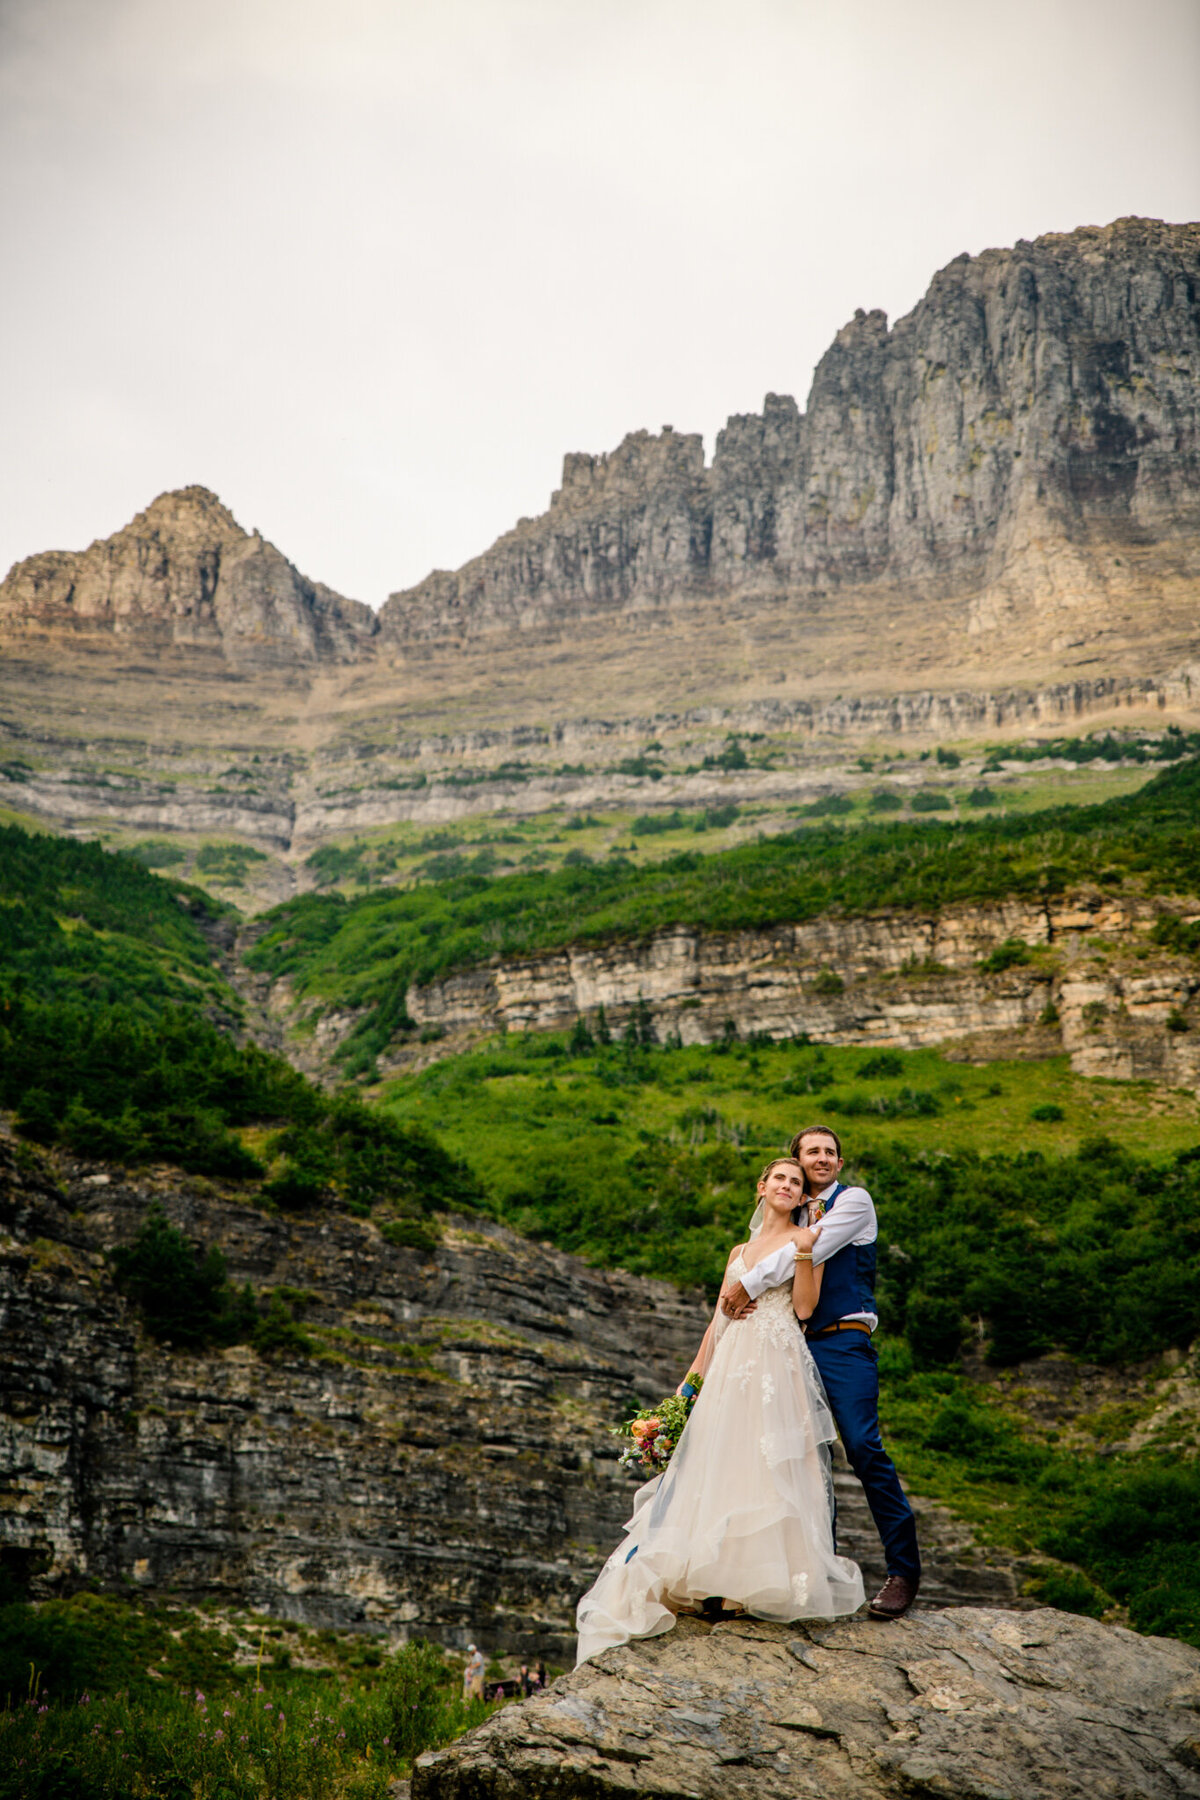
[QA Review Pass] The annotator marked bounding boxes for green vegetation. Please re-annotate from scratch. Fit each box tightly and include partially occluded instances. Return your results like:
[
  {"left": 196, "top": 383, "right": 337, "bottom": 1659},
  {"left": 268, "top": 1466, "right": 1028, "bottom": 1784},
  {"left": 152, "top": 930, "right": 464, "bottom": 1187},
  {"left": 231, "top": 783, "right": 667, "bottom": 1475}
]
[
  {"left": 876, "top": 1357, "right": 1200, "bottom": 1647},
  {"left": 110, "top": 1205, "right": 320, "bottom": 1354},
  {"left": 0, "top": 1592, "right": 497, "bottom": 1796},
  {"left": 380, "top": 1033, "right": 1200, "bottom": 1367},
  {"left": 984, "top": 724, "right": 1200, "bottom": 768},
  {"left": 194, "top": 841, "right": 269, "bottom": 885},
  {"left": 0, "top": 822, "right": 234, "bottom": 1016},
  {"left": 125, "top": 839, "right": 187, "bottom": 868},
  {"left": 0, "top": 823, "right": 475, "bottom": 1214},
  {"left": 631, "top": 804, "right": 740, "bottom": 835},
  {"left": 249, "top": 757, "right": 1200, "bottom": 1076}
]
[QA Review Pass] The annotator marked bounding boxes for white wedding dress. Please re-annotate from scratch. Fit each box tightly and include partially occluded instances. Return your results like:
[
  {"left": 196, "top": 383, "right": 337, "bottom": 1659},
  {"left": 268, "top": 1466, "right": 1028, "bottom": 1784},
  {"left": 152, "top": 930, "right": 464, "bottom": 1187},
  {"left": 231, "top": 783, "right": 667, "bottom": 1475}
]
[{"left": 576, "top": 1253, "right": 864, "bottom": 1664}]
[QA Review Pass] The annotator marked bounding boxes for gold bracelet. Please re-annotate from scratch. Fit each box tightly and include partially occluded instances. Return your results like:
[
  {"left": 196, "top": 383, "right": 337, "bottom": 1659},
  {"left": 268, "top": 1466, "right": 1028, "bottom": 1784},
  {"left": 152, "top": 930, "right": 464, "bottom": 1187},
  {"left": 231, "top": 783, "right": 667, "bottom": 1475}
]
[{"left": 794, "top": 1252, "right": 814, "bottom": 1261}]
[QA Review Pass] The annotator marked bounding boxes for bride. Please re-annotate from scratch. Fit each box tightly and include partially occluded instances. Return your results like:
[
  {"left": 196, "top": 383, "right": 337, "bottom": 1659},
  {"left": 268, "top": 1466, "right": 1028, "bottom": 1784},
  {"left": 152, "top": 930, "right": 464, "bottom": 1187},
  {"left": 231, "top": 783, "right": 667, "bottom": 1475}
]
[{"left": 576, "top": 1156, "right": 864, "bottom": 1663}]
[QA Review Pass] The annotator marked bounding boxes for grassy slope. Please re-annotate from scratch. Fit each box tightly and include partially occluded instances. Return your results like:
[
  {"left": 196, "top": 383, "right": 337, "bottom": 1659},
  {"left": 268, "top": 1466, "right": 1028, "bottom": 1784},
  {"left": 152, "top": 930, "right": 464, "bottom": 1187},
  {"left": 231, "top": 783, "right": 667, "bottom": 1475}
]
[
  {"left": 378, "top": 1033, "right": 1200, "bottom": 1338},
  {"left": 0, "top": 823, "right": 474, "bottom": 1212},
  {"left": 0, "top": 821, "right": 238, "bottom": 1017},
  {"left": 246, "top": 756, "right": 1200, "bottom": 1074}
]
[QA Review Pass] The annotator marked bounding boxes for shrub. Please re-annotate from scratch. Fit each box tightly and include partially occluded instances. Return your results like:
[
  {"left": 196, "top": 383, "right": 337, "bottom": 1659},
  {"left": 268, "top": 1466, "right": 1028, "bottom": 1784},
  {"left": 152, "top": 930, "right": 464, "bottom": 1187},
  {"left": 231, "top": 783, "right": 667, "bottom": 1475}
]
[
  {"left": 905, "top": 1293, "right": 966, "bottom": 1368},
  {"left": 380, "top": 1216, "right": 441, "bottom": 1254},
  {"left": 250, "top": 1293, "right": 313, "bottom": 1357},
  {"left": 14, "top": 1087, "right": 58, "bottom": 1145},
  {"left": 966, "top": 786, "right": 997, "bottom": 807},
  {"left": 1030, "top": 1103, "right": 1065, "bottom": 1123},
  {"left": 380, "top": 1639, "right": 461, "bottom": 1762},
  {"left": 111, "top": 1206, "right": 257, "bottom": 1349},
  {"left": 1166, "top": 1008, "right": 1190, "bottom": 1033},
  {"left": 935, "top": 747, "right": 961, "bottom": 768},
  {"left": 1023, "top": 1566, "right": 1110, "bottom": 1618},
  {"left": 811, "top": 970, "right": 845, "bottom": 997},
  {"left": 856, "top": 1052, "right": 905, "bottom": 1079},
  {"left": 795, "top": 793, "right": 853, "bottom": 817},
  {"left": 125, "top": 840, "right": 186, "bottom": 868},
  {"left": 911, "top": 790, "right": 952, "bottom": 811},
  {"left": 980, "top": 938, "right": 1033, "bottom": 973},
  {"left": 868, "top": 790, "right": 904, "bottom": 813}
]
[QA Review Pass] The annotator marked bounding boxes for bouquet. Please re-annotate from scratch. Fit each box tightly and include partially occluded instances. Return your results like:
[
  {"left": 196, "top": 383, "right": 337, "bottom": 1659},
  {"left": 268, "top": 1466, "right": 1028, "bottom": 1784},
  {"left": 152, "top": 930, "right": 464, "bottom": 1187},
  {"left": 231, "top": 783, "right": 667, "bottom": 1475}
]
[{"left": 614, "top": 1374, "right": 703, "bottom": 1478}]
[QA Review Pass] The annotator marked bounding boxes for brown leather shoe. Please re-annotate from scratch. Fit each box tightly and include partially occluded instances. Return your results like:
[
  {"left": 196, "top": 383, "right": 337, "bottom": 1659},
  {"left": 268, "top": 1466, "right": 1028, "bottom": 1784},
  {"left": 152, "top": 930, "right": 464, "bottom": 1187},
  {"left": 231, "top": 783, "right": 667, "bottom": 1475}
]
[{"left": 868, "top": 1574, "right": 919, "bottom": 1620}]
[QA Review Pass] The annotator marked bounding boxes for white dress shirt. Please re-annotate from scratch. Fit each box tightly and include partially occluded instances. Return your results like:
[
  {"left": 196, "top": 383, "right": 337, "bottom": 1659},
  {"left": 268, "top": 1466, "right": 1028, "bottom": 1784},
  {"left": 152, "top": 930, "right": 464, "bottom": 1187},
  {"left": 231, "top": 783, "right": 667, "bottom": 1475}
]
[{"left": 736, "top": 1181, "right": 879, "bottom": 1331}]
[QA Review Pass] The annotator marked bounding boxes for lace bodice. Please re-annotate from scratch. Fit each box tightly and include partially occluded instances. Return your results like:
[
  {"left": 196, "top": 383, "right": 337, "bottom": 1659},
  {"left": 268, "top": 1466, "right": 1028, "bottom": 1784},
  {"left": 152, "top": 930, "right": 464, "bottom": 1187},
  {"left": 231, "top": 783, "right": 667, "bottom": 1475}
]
[{"left": 730, "top": 1252, "right": 806, "bottom": 1351}]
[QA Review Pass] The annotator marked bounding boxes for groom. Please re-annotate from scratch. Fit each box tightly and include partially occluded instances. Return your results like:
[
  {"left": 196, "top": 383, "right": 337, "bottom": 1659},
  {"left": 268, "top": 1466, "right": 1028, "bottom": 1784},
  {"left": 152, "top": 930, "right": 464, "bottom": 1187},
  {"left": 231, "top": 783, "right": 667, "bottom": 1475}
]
[{"left": 720, "top": 1123, "right": 921, "bottom": 1620}]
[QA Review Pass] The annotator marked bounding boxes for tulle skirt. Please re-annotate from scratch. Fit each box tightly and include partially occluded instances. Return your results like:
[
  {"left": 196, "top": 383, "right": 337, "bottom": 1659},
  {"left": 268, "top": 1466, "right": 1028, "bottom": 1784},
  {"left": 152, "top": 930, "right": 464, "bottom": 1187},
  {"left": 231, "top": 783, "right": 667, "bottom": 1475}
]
[{"left": 576, "top": 1285, "right": 864, "bottom": 1663}]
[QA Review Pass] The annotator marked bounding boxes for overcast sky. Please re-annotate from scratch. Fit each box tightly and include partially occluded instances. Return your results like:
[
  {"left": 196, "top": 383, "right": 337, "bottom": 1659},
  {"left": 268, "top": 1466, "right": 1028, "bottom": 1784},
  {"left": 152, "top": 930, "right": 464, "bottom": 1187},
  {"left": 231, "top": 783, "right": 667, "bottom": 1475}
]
[{"left": 2, "top": 0, "right": 1198, "bottom": 606}]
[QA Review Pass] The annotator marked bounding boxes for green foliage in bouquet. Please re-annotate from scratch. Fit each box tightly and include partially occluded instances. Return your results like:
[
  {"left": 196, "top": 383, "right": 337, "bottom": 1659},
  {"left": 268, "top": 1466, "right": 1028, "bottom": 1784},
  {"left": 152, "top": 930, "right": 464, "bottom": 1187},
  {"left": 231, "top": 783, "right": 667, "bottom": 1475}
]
[{"left": 615, "top": 1376, "right": 703, "bottom": 1477}]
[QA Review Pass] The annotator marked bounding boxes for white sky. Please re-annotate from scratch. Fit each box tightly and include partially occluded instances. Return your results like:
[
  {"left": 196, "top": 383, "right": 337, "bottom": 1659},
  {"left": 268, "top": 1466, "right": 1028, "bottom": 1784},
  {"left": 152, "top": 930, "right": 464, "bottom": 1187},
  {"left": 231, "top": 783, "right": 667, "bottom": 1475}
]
[{"left": 2, "top": 0, "right": 1198, "bottom": 607}]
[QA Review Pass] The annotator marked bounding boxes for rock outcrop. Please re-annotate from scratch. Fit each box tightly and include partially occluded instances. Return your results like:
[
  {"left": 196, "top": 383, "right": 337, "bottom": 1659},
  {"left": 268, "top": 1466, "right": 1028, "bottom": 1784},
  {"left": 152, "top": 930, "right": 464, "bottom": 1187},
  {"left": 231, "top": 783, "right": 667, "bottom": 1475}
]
[
  {"left": 0, "top": 487, "right": 378, "bottom": 669},
  {"left": 277, "top": 890, "right": 1200, "bottom": 1093},
  {"left": 413, "top": 1606, "right": 1200, "bottom": 1799},
  {"left": 382, "top": 218, "right": 1200, "bottom": 653}
]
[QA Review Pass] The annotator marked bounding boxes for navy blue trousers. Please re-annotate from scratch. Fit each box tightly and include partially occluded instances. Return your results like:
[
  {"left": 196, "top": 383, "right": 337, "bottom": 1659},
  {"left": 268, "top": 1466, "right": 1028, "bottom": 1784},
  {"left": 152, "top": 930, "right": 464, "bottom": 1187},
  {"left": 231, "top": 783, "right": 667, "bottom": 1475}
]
[{"left": 807, "top": 1333, "right": 921, "bottom": 1583}]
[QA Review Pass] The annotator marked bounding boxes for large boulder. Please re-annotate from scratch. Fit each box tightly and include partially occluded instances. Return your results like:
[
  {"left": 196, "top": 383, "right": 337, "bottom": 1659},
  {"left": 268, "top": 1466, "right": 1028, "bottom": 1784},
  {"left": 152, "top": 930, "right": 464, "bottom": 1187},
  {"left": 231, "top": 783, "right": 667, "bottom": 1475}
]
[{"left": 414, "top": 1606, "right": 1200, "bottom": 1799}]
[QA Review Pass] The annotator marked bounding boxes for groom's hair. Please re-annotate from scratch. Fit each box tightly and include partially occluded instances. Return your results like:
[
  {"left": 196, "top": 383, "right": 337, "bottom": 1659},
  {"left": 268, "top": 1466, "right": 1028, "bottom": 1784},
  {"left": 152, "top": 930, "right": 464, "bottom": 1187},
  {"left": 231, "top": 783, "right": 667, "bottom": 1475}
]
[{"left": 789, "top": 1124, "right": 843, "bottom": 1159}]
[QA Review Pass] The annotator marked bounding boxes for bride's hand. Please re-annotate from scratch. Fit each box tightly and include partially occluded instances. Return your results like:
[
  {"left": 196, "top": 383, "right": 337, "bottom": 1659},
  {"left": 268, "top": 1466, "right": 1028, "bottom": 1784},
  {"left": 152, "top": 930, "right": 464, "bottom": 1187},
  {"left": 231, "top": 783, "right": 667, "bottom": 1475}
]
[{"left": 793, "top": 1222, "right": 823, "bottom": 1253}]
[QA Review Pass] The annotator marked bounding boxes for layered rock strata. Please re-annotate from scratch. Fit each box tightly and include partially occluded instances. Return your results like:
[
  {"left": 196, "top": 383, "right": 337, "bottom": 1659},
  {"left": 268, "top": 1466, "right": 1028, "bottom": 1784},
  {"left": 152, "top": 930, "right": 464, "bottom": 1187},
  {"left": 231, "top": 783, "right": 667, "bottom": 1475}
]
[
  {"left": 0, "top": 1140, "right": 700, "bottom": 1655},
  {"left": 3, "top": 671, "right": 1196, "bottom": 867},
  {"left": 383, "top": 218, "right": 1200, "bottom": 653},
  {"left": 285, "top": 891, "right": 1200, "bottom": 1092},
  {"left": 413, "top": 1607, "right": 1200, "bottom": 1800}
]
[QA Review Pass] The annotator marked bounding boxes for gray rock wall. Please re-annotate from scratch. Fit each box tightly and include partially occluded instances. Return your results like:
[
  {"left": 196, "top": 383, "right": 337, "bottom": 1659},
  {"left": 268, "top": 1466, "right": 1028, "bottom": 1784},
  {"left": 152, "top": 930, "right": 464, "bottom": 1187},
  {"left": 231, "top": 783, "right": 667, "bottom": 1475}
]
[{"left": 0, "top": 1140, "right": 702, "bottom": 1657}]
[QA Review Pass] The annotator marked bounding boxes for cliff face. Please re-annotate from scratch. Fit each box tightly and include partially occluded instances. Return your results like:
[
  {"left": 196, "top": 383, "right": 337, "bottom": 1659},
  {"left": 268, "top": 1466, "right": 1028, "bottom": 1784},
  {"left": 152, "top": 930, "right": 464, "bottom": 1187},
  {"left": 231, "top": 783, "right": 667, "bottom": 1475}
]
[
  {"left": 0, "top": 487, "right": 378, "bottom": 669},
  {"left": 381, "top": 218, "right": 1200, "bottom": 648},
  {"left": 271, "top": 891, "right": 1200, "bottom": 1094},
  {"left": 0, "top": 1139, "right": 702, "bottom": 1657}
]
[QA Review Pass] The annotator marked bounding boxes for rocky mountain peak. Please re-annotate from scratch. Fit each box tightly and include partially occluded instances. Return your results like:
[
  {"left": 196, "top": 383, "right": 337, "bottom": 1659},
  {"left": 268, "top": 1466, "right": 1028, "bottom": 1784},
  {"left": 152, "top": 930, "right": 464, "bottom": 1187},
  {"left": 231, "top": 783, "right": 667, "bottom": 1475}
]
[
  {"left": 380, "top": 216, "right": 1200, "bottom": 658},
  {"left": 0, "top": 485, "right": 377, "bottom": 669}
]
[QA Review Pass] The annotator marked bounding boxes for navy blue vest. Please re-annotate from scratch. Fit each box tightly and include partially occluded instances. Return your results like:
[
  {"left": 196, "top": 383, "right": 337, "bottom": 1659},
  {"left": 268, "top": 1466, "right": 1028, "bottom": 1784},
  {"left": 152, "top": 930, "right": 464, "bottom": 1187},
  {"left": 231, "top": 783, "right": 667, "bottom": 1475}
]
[{"left": 805, "top": 1182, "right": 877, "bottom": 1335}]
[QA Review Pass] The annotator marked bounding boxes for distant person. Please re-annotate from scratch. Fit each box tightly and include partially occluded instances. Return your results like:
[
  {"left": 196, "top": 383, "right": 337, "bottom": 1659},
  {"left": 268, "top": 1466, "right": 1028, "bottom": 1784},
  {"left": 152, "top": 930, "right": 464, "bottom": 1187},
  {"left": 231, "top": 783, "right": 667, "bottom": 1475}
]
[
  {"left": 518, "top": 1662, "right": 531, "bottom": 1696},
  {"left": 722, "top": 1125, "right": 921, "bottom": 1620},
  {"left": 575, "top": 1155, "right": 863, "bottom": 1662},
  {"left": 535, "top": 1660, "right": 547, "bottom": 1690},
  {"left": 462, "top": 1643, "right": 485, "bottom": 1702}
]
